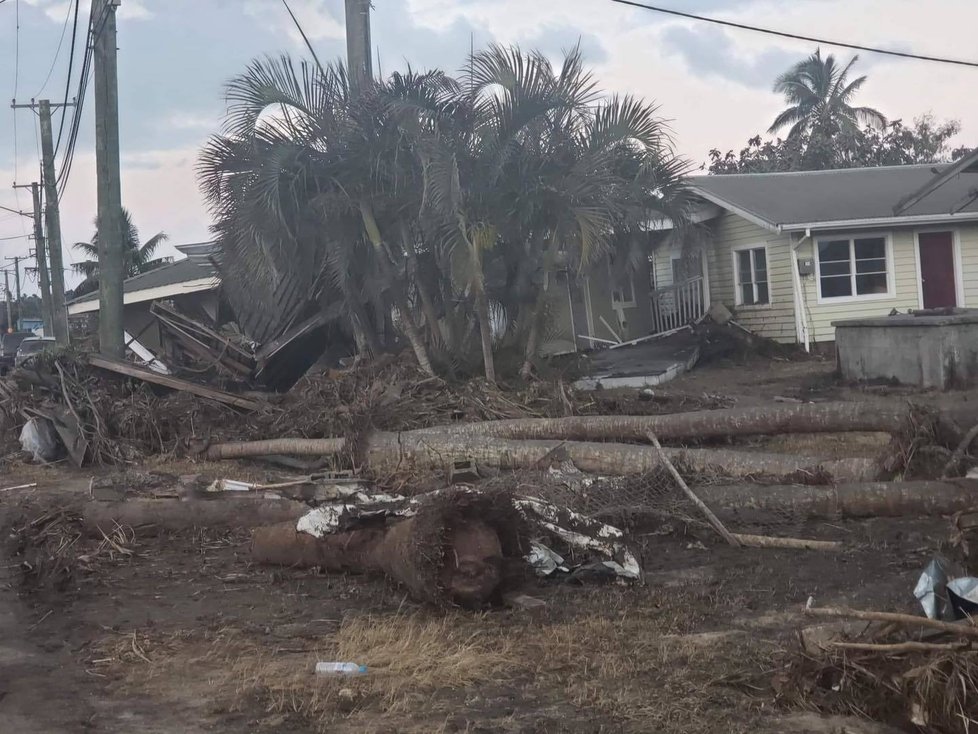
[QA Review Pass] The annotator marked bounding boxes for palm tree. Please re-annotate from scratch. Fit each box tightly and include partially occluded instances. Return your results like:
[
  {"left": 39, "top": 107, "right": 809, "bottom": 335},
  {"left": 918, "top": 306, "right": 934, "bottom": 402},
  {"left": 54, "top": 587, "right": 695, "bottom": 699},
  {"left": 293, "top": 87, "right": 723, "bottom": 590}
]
[
  {"left": 768, "top": 49, "right": 886, "bottom": 151},
  {"left": 72, "top": 209, "right": 169, "bottom": 295},
  {"left": 199, "top": 46, "right": 690, "bottom": 382}
]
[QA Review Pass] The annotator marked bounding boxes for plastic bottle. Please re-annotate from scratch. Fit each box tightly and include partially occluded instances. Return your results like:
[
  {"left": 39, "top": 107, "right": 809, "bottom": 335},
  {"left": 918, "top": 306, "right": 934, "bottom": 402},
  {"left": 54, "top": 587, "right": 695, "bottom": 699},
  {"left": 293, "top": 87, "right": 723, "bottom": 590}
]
[{"left": 315, "top": 662, "right": 368, "bottom": 676}]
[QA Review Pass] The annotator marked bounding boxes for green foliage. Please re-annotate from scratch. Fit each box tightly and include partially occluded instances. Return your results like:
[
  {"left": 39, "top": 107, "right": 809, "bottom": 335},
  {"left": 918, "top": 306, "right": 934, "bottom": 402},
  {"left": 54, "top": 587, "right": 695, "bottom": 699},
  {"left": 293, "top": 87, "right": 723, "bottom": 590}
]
[
  {"left": 708, "top": 116, "right": 969, "bottom": 175},
  {"left": 199, "top": 45, "right": 690, "bottom": 380},
  {"left": 72, "top": 209, "right": 169, "bottom": 296}
]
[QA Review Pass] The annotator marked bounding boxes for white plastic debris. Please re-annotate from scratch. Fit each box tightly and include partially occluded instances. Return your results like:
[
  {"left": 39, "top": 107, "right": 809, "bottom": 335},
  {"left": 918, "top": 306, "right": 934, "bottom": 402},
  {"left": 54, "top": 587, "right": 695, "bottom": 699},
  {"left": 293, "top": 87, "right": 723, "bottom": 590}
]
[
  {"left": 315, "top": 662, "right": 367, "bottom": 676},
  {"left": 914, "top": 557, "right": 950, "bottom": 620},
  {"left": 526, "top": 542, "right": 568, "bottom": 576},
  {"left": 19, "top": 417, "right": 61, "bottom": 463}
]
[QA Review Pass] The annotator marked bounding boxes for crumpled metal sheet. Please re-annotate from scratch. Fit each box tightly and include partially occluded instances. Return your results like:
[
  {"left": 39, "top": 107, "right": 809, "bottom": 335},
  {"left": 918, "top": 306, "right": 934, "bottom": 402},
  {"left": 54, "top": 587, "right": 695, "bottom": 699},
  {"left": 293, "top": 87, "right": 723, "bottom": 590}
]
[
  {"left": 914, "top": 556, "right": 978, "bottom": 621},
  {"left": 292, "top": 486, "right": 642, "bottom": 581},
  {"left": 914, "top": 557, "right": 951, "bottom": 620}
]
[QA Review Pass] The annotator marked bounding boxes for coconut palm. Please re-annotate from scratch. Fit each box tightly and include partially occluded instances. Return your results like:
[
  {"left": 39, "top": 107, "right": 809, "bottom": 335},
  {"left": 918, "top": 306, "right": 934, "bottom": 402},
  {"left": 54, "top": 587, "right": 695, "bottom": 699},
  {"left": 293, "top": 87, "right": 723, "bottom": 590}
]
[
  {"left": 72, "top": 209, "right": 169, "bottom": 296},
  {"left": 768, "top": 49, "right": 886, "bottom": 148}
]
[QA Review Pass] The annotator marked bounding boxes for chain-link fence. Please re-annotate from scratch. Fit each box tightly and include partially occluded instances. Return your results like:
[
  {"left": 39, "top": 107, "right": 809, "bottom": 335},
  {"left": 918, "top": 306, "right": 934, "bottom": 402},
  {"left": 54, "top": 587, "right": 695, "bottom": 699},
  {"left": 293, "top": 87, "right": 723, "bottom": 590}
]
[{"left": 509, "top": 458, "right": 826, "bottom": 548}]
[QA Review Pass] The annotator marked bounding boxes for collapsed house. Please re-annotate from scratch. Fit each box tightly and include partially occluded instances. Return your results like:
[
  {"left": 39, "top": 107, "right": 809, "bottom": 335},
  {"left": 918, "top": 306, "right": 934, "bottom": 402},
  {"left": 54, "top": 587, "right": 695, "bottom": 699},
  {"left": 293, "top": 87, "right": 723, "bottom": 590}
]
[{"left": 65, "top": 242, "right": 342, "bottom": 391}]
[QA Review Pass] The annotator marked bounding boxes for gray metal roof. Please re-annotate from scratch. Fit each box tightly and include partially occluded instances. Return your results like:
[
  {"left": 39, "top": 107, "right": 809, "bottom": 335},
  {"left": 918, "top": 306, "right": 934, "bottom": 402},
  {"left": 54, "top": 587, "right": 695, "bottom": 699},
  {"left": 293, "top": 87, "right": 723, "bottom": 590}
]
[
  {"left": 688, "top": 163, "right": 978, "bottom": 231},
  {"left": 68, "top": 256, "right": 218, "bottom": 305}
]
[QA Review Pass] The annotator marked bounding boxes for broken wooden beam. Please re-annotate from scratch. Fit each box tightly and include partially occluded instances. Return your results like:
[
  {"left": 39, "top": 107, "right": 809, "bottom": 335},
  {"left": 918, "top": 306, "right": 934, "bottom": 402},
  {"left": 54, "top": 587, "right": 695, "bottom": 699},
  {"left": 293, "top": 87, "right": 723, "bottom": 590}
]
[{"left": 88, "top": 355, "right": 263, "bottom": 411}]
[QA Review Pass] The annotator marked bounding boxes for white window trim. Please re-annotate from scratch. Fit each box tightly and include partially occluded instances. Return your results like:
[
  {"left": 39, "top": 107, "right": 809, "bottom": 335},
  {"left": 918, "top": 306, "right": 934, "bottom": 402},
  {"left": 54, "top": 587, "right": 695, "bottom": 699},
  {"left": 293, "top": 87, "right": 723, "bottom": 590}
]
[
  {"left": 913, "top": 228, "right": 965, "bottom": 309},
  {"left": 731, "top": 243, "right": 771, "bottom": 308},
  {"left": 609, "top": 259, "right": 637, "bottom": 309},
  {"left": 814, "top": 232, "right": 895, "bottom": 305}
]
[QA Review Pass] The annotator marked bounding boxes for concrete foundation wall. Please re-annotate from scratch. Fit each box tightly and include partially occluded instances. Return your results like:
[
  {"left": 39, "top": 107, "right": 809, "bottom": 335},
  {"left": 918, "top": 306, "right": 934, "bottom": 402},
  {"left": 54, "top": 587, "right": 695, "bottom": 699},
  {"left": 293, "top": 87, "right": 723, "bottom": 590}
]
[{"left": 836, "top": 314, "right": 978, "bottom": 389}]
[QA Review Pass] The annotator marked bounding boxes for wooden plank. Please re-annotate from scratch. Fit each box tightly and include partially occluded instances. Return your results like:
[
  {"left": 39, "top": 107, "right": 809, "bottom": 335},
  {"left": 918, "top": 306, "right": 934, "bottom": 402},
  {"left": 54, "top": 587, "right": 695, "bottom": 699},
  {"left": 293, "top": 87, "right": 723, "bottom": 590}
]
[{"left": 88, "top": 355, "right": 263, "bottom": 411}]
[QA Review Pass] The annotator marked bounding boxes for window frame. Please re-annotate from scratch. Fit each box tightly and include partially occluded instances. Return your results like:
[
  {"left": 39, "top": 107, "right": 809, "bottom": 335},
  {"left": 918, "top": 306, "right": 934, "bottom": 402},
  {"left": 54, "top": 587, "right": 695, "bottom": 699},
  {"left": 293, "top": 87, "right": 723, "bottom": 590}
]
[
  {"left": 609, "top": 258, "right": 637, "bottom": 309},
  {"left": 814, "top": 232, "right": 895, "bottom": 304},
  {"left": 731, "top": 243, "right": 771, "bottom": 308}
]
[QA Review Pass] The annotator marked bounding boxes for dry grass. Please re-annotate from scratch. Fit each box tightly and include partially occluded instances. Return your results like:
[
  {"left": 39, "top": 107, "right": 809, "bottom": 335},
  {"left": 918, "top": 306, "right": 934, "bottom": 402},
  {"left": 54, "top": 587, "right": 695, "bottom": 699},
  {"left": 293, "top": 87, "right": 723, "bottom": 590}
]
[
  {"left": 90, "top": 585, "right": 768, "bottom": 732},
  {"left": 778, "top": 645, "right": 978, "bottom": 732}
]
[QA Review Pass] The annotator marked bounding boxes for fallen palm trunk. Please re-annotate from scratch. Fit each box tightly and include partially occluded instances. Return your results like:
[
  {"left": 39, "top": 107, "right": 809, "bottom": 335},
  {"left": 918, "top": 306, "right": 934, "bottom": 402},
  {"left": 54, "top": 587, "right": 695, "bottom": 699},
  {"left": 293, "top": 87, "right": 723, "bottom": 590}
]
[
  {"left": 81, "top": 497, "right": 309, "bottom": 536},
  {"left": 364, "top": 432, "right": 877, "bottom": 482},
  {"left": 252, "top": 489, "right": 528, "bottom": 607},
  {"left": 696, "top": 480, "right": 978, "bottom": 519},
  {"left": 204, "top": 437, "right": 348, "bottom": 461},
  {"left": 730, "top": 533, "right": 842, "bottom": 551},
  {"left": 410, "top": 402, "right": 909, "bottom": 442}
]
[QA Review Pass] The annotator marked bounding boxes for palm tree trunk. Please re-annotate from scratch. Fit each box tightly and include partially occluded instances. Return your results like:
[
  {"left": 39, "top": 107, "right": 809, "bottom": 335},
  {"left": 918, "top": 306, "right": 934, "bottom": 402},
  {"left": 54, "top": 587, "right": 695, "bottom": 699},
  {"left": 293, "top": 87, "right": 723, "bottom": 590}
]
[
  {"left": 399, "top": 303, "right": 437, "bottom": 376},
  {"left": 473, "top": 281, "right": 496, "bottom": 384},
  {"left": 360, "top": 203, "right": 437, "bottom": 377},
  {"left": 520, "top": 234, "right": 561, "bottom": 379},
  {"left": 400, "top": 225, "right": 443, "bottom": 347}
]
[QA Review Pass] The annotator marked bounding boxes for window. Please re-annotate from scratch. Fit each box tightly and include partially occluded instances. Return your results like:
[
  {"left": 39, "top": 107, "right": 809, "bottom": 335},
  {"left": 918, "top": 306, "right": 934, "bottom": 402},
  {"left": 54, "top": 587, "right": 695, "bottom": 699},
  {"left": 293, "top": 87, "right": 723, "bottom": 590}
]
[
  {"left": 609, "top": 255, "right": 636, "bottom": 307},
  {"left": 817, "top": 236, "right": 889, "bottom": 299},
  {"left": 734, "top": 247, "right": 769, "bottom": 305}
]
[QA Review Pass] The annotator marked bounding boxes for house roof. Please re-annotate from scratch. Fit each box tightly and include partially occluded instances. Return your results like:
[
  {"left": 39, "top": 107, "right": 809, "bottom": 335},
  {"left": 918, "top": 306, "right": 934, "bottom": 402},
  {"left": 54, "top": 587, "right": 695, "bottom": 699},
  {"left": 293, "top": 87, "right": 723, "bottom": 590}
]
[
  {"left": 688, "top": 163, "right": 978, "bottom": 233},
  {"left": 67, "top": 256, "right": 220, "bottom": 315}
]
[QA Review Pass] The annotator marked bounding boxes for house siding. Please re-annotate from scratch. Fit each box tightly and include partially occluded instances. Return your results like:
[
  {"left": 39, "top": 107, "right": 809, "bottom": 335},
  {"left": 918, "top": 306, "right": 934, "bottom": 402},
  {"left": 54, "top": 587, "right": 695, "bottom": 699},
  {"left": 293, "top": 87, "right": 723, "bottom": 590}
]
[
  {"left": 697, "top": 211, "right": 978, "bottom": 345},
  {"left": 795, "top": 229, "right": 921, "bottom": 342}
]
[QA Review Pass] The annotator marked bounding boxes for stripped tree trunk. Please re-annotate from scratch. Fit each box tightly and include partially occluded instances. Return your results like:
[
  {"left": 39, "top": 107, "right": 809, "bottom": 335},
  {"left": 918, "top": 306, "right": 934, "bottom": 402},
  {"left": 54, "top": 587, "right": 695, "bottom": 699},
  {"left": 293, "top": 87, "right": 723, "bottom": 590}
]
[
  {"left": 363, "top": 432, "right": 877, "bottom": 482},
  {"left": 412, "top": 402, "right": 910, "bottom": 442},
  {"left": 695, "top": 480, "right": 978, "bottom": 518}
]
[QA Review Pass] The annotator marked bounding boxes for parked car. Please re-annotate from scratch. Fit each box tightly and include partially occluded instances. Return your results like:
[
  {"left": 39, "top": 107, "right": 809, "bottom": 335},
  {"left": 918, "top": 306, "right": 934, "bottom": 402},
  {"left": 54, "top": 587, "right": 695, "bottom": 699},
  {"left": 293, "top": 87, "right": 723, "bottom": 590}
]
[
  {"left": 0, "top": 331, "right": 35, "bottom": 374},
  {"left": 14, "top": 337, "right": 57, "bottom": 368}
]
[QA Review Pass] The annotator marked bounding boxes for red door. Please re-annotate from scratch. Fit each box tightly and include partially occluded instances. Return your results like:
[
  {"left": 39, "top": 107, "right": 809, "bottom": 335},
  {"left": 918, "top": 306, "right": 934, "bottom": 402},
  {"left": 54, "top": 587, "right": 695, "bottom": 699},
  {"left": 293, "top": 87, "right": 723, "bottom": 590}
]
[{"left": 918, "top": 231, "right": 957, "bottom": 308}]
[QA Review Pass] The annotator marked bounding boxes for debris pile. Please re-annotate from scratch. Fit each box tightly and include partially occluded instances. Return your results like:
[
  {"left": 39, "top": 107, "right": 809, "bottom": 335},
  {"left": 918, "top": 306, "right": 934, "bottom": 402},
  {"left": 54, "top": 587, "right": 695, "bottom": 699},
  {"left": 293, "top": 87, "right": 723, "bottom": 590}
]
[{"left": 782, "top": 592, "right": 978, "bottom": 733}]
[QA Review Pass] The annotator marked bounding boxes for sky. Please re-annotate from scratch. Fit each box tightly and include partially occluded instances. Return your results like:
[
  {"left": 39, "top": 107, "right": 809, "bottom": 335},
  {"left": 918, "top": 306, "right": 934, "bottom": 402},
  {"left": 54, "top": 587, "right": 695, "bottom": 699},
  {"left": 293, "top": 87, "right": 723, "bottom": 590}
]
[{"left": 1, "top": 0, "right": 977, "bottom": 294}]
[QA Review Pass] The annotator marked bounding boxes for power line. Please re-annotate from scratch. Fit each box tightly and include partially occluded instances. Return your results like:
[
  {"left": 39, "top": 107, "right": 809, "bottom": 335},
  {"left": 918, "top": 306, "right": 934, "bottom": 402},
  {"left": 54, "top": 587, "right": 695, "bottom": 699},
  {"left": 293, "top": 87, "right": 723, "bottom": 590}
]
[
  {"left": 54, "top": 0, "right": 82, "bottom": 157},
  {"left": 609, "top": 0, "right": 978, "bottom": 69},
  {"left": 56, "top": 4, "right": 95, "bottom": 198},
  {"left": 34, "top": 0, "right": 75, "bottom": 97},
  {"left": 11, "top": 0, "right": 20, "bottom": 183}
]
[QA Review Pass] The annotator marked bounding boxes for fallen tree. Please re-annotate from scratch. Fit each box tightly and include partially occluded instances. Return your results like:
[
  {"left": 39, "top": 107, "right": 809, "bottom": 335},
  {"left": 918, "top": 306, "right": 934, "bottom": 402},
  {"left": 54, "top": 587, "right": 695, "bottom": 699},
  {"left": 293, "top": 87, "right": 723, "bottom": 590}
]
[
  {"left": 204, "top": 431, "right": 877, "bottom": 482},
  {"left": 251, "top": 489, "right": 529, "bottom": 608},
  {"left": 409, "top": 401, "right": 910, "bottom": 443},
  {"left": 696, "top": 480, "right": 978, "bottom": 519}
]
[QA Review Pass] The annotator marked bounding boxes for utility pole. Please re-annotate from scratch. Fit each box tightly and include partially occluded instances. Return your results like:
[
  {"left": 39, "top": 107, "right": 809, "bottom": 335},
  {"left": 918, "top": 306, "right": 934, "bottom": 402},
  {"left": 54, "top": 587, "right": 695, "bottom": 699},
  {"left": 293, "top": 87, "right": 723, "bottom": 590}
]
[
  {"left": 37, "top": 100, "right": 70, "bottom": 344},
  {"left": 29, "top": 183, "right": 54, "bottom": 334},
  {"left": 94, "top": 0, "right": 125, "bottom": 358},
  {"left": 344, "top": 0, "right": 372, "bottom": 94},
  {"left": 13, "top": 99, "right": 73, "bottom": 343},
  {"left": 5, "top": 256, "right": 22, "bottom": 329},
  {"left": 3, "top": 271, "right": 11, "bottom": 332},
  {"left": 7, "top": 257, "right": 22, "bottom": 303}
]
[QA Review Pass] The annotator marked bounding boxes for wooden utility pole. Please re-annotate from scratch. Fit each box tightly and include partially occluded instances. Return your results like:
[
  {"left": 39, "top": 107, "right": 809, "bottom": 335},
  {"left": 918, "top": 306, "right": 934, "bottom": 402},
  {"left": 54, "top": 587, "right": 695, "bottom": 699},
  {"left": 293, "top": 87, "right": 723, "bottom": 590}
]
[
  {"left": 29, "top": 183, "right": 54, "bottom": 334},
  {"left": 344, "top": 0, "right": 372, "bottom": 94},
  {"left": 36, "top": 100, "right": 70, "bottom": 344},
  {"left": 3, "top": 272, "right": 12, "bottom": 332},
  {"left": 6, "top": 257, "right": 22, "bottom": 303},
  {"left": 94, "top": 0, "right": 125, "bottom": 358}
]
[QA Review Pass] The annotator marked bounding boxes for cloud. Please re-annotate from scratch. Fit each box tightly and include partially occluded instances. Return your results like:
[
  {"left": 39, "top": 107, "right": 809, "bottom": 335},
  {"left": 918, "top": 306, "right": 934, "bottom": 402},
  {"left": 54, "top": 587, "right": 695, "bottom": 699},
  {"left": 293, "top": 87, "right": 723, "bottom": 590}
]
[
  {"left": 119, "top": 1, "right": 154, "bottom": 21},
  {"left": 661, "top": 24, "right": 801, "bottom": 90},
  {"left": 159, "top": 111, "right": 221, "bottom": 133},
  {"left": 243, "top": 0, "right": 345, "bottom": 45}
]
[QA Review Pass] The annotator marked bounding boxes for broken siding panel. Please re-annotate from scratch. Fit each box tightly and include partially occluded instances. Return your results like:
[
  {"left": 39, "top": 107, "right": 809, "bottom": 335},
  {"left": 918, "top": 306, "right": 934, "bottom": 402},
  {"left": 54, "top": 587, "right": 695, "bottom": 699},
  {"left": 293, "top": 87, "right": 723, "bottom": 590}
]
[
  {"left": 798, "top": 229, "right": 920, "bottom": 342},
  {"left": 707, "top": 212, "right": 797, "bottom": 343}
]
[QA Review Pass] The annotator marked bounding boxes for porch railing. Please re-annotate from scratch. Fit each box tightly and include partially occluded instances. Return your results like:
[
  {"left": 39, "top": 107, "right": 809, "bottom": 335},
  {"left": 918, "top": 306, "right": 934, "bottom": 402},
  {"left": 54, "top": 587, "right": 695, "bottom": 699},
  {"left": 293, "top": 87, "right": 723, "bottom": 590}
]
[{"left": 651, "top": 276, "right": 705, "bottom": 334}]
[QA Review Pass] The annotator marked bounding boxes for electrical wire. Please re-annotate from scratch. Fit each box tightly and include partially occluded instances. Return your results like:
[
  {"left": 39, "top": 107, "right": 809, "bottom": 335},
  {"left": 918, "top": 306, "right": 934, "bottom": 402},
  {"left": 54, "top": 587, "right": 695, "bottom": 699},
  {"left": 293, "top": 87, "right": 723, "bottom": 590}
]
[
  {"left": 54, "top": 0, "right": 82, "bottom": 157},
  {"left": 11, "top": 0, "right": 20, "bottom": 184},
  {"left": 609, "top": 0, "right": 978, "bottom": 69},
  {"left": 9, "top": 0, "right": 29, "bottom": 242},
  {"left": 56, "top": 5, "right": 95, "bottom": 199},
  {"left": 34, "top": 0, "right": 75, "bottom": 97}
]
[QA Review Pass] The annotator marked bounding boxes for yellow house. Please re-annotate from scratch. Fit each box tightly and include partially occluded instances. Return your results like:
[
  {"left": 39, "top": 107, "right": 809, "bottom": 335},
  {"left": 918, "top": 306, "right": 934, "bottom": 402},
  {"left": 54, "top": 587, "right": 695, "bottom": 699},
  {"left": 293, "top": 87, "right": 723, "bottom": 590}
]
[{"left": 644, "top": 157, "right": 978, "bottom": 347}]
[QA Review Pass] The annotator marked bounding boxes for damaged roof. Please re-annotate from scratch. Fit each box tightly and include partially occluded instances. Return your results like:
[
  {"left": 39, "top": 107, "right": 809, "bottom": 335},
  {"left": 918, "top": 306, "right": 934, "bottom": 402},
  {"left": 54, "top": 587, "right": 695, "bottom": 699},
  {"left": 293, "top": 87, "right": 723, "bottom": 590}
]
[
  {"left": 688, "top": 163, "right": 978, "bottom": 232},
  {"left": 67, "top": 256, "right": 219, "bottom": 315}
]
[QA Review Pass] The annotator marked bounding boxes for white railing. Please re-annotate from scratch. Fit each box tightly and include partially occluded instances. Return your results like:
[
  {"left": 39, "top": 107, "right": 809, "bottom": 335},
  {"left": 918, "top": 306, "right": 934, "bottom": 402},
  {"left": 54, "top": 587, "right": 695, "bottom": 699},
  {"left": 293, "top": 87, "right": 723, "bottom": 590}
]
[{"left": 651, "top": 276, "right": 705, "bottom": 334}]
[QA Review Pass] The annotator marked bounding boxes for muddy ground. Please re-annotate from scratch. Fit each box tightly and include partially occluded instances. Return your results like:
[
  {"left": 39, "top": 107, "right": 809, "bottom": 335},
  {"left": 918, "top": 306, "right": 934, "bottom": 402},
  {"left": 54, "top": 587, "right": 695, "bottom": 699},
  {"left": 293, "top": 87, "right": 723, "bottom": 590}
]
[{"left": 0, "top": 357, "right": 970, "bottom": 733}]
